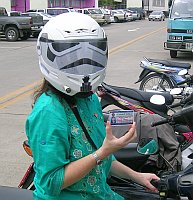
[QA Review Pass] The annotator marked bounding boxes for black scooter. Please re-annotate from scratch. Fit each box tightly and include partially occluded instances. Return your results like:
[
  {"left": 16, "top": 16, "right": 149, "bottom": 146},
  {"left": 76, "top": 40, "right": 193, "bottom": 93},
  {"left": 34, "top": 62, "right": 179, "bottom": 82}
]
[
  {"left": 149, "top": 98, "right": 193, "bottom": 200},
  {"left": 0, "top": 186, "right": 33, "bottom": 200},
  {"left": 108, "top": 95, "right": 193, "bottom": 200}
]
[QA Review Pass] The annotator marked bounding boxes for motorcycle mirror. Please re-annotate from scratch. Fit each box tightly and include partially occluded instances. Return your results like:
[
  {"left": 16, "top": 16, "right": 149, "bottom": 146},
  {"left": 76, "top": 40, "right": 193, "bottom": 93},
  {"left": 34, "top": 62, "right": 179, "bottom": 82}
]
[
  {"left": 150, "top": 95, "right": 165, "bottom": 105},
  {"left": 137, "top": 138, "right": 159, "bottom": 155},
  {"left": 170, "top": 88, "right": 182, "bottom": 95},
  {"left": 178, "top": 69, "right": 188, "bottom": 76}
]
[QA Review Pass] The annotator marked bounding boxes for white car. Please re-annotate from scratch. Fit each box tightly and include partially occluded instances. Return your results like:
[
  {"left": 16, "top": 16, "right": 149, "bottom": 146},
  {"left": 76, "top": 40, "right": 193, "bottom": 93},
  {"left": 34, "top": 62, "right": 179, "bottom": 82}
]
[
  {"left": 123, "top": 9, "right": 134, "bottom": 21},
  {"left": 75, "top": 8, "right": 106, "bottom": 25},
  {"left": 127, "top": 9, "right": 140, "bottom": 20},
  {"left": 111, "top": 10, "right": 128, "bottom": 22},
  {"left": 148, "top": 11, "right": 165, "bottom": 21}
]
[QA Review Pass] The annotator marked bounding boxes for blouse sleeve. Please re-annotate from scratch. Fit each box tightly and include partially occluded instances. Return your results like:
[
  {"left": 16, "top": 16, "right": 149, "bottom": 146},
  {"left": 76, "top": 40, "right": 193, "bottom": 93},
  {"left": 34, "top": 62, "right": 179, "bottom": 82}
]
[{"left": 25, "top": 105, "right": 70, "bottom": 196}]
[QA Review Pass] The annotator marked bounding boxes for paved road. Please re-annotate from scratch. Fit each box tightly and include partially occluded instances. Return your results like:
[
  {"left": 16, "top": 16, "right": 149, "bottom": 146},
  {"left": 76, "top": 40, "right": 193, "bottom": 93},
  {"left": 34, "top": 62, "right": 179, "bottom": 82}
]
[{"left": 0, "top": 19, "right": 192, "bottom": 187}]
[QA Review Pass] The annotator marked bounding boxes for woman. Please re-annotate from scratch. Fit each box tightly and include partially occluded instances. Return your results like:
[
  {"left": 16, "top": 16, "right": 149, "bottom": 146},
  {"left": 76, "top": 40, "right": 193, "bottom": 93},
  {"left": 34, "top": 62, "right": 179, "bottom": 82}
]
[{"left": 25, "top": 12, "right": 159, "bottom": 200}]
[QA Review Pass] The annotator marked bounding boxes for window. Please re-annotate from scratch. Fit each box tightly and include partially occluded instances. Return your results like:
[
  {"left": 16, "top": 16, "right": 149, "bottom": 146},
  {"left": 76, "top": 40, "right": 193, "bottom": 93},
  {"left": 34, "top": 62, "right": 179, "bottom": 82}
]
[
  {"left": 84, "top": 10, "right": 90, "bottom": 14},
  {"left": 143, "top": 0, "right": 149, "bottom": 6},
  {"left": 55, "top": 0, "right": 60, "bottom": 7},
  {"left": 153, "top": 0, "right": 165, "bottom": 7},
  {"left": 11, "top": 0, "right": 16, "bottom": 7}
]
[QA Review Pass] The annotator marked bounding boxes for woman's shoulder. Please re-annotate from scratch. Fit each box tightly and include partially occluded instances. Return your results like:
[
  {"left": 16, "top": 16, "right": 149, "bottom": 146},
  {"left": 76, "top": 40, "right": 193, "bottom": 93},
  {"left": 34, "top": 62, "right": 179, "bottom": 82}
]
[{"left": 31, "top": 92, "right": 67, "bottom": 117}]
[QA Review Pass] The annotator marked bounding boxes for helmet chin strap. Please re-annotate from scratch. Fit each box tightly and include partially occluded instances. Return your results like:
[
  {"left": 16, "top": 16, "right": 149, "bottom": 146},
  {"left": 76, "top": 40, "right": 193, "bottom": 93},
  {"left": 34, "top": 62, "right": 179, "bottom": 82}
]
[
  {"left": 80, "top": 76, "right": 92, "bottom": 92},
  {"left": 74, "top": 76, "right": 93, "bottom": 98}
]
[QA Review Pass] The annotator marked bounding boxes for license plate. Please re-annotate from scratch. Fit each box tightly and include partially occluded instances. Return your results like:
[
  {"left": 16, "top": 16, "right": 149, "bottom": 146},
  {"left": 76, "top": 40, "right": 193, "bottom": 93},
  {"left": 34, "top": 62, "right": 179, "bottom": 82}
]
[{"left": 186, "top": 43, "right": 193, "bottom": 49}]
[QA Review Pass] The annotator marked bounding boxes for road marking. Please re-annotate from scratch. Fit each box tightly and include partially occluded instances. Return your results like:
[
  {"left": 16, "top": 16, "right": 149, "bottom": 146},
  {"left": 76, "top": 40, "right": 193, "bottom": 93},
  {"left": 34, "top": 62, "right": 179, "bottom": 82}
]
[
  {"left": 128, "top": 28, "right": 140, "bottom": 32},
  {"left": 0, "top": 27, "right": 165, "bottom": 109},
  {"left": 0, "top": 90, "right": 34, "bottom": 109},
  {"left": 109, "top": 27, "right": 165, "bottom": 55},
  {"left": 0, "top": 80, "right": 42, "bottom": 109},
  {"left": 0, "top": 46, "right": 21, "bottom": 49}
]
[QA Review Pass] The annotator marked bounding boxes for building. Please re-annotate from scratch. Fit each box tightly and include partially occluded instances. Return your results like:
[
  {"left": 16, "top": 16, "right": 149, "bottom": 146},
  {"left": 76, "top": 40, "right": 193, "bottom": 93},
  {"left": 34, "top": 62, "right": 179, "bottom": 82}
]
[
  {"left": 127, "top": 0, "right": 143, "bottom": 8},
  {"left": 143, "top": 0, "right": 169, "bottom": 14},
  {"left": 0, "top": 0, "right": 170, "bottom": 15},
  {"left": 1, "top": 0, "right": 97, "bottom": 13}
]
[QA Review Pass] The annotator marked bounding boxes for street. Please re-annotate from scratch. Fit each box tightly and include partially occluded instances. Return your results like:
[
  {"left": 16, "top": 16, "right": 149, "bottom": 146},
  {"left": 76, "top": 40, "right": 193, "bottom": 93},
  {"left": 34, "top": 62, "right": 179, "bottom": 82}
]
[{"left": 0, "top": 18, "right": 193, "bottom": 187}]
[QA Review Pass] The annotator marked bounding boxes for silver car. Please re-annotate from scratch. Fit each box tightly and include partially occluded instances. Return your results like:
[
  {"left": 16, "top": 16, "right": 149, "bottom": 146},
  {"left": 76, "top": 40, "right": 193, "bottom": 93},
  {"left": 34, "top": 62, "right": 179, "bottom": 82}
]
[{"left": 148, "top": 11, "right": 165, "bottom": 21}]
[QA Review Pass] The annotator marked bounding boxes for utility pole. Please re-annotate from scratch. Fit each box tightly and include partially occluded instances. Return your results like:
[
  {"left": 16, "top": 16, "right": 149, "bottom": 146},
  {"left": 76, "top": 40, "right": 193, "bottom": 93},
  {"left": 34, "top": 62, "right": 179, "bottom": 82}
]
[
  {"left": 24, "top": 0, "right": 27, "bottom": 12},
  {"left": 147, "top": 0, "right": 150, "bottom": 16}
]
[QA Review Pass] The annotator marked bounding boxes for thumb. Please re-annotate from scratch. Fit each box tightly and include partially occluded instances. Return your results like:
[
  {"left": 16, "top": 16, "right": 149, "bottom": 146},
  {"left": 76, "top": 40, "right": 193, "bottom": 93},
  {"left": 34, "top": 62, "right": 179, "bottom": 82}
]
[{"left": 106, "top": 121, "right": 112, "bottom": 135}]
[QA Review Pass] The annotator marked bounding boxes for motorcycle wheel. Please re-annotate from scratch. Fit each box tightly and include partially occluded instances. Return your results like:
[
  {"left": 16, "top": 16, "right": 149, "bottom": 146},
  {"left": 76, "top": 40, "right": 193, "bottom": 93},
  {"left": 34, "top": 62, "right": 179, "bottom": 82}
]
[{"left": 139, "top": 73, "right": 174, "bottom": 92}]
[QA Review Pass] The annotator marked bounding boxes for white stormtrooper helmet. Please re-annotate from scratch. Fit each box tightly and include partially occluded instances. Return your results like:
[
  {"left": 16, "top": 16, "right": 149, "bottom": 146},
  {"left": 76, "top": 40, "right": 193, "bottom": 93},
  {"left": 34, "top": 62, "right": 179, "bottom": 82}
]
[{"left": 37, "top": 12, "right": 108, "bottom": 96}]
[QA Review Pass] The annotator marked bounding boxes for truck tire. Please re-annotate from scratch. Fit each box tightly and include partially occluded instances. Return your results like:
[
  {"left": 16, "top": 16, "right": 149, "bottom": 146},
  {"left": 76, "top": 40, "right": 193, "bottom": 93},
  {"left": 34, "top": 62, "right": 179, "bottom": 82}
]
[
  {"left": 5, "top": 27, "right": 19, "bottom": 42},
  {"left": 21, "top": 32, "right": 31, "bottom": 40},
  {"left": 170, "top": 50, "right": 177, "bottom": 58}
]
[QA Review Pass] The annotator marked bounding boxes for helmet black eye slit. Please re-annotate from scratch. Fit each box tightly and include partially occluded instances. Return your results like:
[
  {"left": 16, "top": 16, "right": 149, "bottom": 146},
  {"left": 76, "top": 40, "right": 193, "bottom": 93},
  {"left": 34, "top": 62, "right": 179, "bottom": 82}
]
[
  {"left": 52, "top": 42, "right": 79, "bottom": 52},
  {"left": 47, "top": 46, "right": 56, "bottom": 62}
]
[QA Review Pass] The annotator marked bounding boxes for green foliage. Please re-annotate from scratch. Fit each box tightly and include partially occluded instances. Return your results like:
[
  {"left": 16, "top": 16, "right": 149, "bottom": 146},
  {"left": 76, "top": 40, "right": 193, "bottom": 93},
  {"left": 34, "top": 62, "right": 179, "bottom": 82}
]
[{"left": 98, "top": 0, "right": 116, "bottom": 7}]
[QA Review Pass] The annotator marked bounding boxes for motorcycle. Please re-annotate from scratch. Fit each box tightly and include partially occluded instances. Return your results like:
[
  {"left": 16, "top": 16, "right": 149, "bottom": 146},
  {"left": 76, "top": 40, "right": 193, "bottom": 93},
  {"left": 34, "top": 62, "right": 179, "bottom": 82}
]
[
  {"left": 98, "top": 82, "right": 193, "bottom": 171},
  {"left": 98, "top": 82, "right": 174, "bottom": 118},
  {"left": 149, "top": 97, "right": 193, "bottom": 200},
  {"left": 0, "top": 186, "right": 33, "bottom": 200},
  {"left": 135, "top": 57, "right": 192, "bottom": 93},
  {"left": 110, "top": 94, "right": 193, "bottom": 200}
]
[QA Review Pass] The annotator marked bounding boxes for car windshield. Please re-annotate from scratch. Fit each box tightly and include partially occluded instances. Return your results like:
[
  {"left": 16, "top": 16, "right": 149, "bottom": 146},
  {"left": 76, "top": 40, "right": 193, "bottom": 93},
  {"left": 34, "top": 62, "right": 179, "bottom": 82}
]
[
  {"left": 88, "top": 9, "right": 102, "bottom": 14},
  {"left": 40, "top": 12, "right": 52, "bottom": 18},
  {"left": 170, "top": 0, "right": 193, "bottom": 18},
  {"left": 117, "top": 10, "right": 124, "bottom": 14},
  {"left": 151, "top": 11, "right": 161, "bottom": 15},
  {"left": 47, "top": 9, "right": 69, "bottom": 16}
]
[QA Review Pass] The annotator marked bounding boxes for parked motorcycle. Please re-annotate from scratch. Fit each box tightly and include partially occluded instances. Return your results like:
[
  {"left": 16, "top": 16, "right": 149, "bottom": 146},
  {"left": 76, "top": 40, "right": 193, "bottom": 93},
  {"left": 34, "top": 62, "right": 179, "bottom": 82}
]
[
  {"left": 98, "top": 82, "right": 193, "bottom": 171},
  {"left": 135, "top": 57, "right": 192, "bottom": 93},
  {"left": 98, "top": 82, "right": 174, "bottom": 118},
  {"left": 0, "top": 186, "right": 33, "bottom": 200},
  {"left": 110, "top": 96, "right": 193, "bottom": 200},
  {"left": 149, "top": 99, "right": 193, "bottom": 200}
]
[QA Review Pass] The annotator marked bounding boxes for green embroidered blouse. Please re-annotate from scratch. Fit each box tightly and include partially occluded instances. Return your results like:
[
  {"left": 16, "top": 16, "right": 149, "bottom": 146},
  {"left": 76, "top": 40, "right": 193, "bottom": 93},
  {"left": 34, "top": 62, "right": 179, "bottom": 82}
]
[{"left": 25, "top": 92, "right": 124, "bottom": 200}]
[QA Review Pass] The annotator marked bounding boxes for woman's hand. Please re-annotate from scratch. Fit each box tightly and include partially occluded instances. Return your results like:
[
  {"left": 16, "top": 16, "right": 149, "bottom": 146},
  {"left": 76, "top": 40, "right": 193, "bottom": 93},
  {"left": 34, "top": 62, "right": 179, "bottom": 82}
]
[
  {"left": 132, "top": 172, "right": 160, "bottom": 192},
  {"left": 97, "top": 121, "right": 136, "bottom": 159}
]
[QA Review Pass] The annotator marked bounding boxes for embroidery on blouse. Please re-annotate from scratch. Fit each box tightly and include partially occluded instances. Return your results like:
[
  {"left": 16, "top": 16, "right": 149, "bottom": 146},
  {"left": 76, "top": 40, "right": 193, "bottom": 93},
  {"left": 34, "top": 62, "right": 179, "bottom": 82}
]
[
  {"left": 93, "top": 185, "right": 100, "bottom": 193},
  {"left": 71, "top": 125, "right": 80, "bottom": 136},
  {"left": 87, "top": 176, "right": 97, "bottom": 186},
  {"left": 73, "top": 149, "right": 82, "bottom": 159}
]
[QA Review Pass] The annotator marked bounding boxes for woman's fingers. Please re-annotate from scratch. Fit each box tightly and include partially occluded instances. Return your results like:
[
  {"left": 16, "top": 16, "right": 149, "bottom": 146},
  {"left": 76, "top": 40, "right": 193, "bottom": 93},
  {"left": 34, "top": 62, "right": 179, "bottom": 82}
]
[
  {"left": 105, "top": 121, "right": 136, "bottom": 149},
  {"left": 119, "top": 122, "right": 136, "bottom": 143}
]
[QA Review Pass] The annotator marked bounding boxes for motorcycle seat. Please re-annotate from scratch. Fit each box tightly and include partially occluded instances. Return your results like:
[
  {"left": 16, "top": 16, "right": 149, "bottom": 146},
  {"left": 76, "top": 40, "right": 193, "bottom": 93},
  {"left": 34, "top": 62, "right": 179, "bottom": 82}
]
[
  {"left": 0, "top": 186, "right": 33, "bottom": 200},
  {"left": 106, "top": 84, "right": 174, "bottom": 105},
  {"left": 148, "top": 58, "right": 191, "bottom": 69}
]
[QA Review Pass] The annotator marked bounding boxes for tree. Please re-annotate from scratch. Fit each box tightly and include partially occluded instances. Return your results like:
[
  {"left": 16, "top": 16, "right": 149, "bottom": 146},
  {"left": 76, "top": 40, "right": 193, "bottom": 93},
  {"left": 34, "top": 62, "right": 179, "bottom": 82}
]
[{"left": 98, "top": 0, "right": 116, "bottom": 8}]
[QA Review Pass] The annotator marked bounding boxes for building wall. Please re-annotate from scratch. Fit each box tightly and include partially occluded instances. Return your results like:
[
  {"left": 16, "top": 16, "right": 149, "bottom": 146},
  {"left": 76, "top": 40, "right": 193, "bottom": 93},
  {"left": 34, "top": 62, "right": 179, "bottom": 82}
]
[
  {"left": 144, "top": 0, "right": 168, "bottom": 12},
  {"left": 126, "top": 0, "right": 142, "bottom": 8},
  {"left": 1, "top": 0, "right": 11, "bottom": 12},
  {"left": 30, "top": 0, "right": 47, "bottom": 10},
  {"left": 3, "top": 0, "right": 96, "bottom": 12}
]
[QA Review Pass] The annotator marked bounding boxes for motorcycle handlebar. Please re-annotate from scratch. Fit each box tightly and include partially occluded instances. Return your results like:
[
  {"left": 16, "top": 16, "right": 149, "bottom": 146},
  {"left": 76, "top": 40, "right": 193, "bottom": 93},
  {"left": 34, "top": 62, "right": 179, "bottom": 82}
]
[
  {"left": 151, "top": 118, "right": 169, "bottom": 127},
  {"left": 170, "top": 93, "right": 193, "bottom": 108},
  {"left": 169, "top": 102, "right": 182, "bottom": 108},
  {"left": 150, "top": 180, "right": 159, "bottom": 189},
  {"left": 183, "top": 92, "right": 193, "bottom": 104},
  {"left": 177, "top": 75, "right": 193, "bottom": 85}
]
